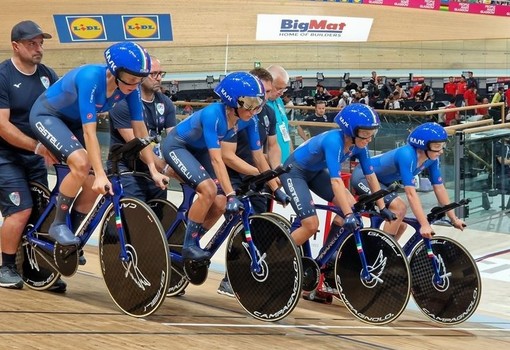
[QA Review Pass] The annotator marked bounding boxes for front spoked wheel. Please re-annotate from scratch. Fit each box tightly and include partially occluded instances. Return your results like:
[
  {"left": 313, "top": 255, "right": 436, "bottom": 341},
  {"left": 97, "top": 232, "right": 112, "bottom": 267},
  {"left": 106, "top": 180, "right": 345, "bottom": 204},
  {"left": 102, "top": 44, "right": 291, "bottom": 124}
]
[
  {"left": 409, "top": 236, "right": 481, "bottom": 325},
  {"left": 147, "top": 199, "right": 188, "bottom": 297},
  {"left": 19, "top": 182, "right": 60, "bottom": 290},
  {"left": 100, "top": 197, "right": 170, "bottom": 317},
  {"left": 226, "top": 215, "right": 301, "bottom": 322},
  {"left": 336, "top": 228, "right": 411, "bottom": 325}
]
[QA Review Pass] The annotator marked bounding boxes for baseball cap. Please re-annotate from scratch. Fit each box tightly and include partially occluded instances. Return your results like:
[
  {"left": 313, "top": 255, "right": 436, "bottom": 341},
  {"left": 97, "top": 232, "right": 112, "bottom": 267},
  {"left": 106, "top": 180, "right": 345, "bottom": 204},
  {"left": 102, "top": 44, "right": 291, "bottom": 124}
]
[{"left": 11, "top": 20, "right": 52, "bottom": 41}]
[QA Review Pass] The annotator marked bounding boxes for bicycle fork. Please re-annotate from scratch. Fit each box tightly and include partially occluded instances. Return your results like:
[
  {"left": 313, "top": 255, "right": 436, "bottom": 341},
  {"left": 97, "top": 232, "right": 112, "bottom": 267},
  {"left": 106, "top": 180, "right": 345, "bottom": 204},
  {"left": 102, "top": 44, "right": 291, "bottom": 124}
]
[
  {"left": 241, "top": 213, "right": 264, "bottom": 274},
  {"left": 354, "top": 229, "right": 373, "bottom": 281},
  {"left": 424, "top": 238, "right": 449, "bottom": 286}
]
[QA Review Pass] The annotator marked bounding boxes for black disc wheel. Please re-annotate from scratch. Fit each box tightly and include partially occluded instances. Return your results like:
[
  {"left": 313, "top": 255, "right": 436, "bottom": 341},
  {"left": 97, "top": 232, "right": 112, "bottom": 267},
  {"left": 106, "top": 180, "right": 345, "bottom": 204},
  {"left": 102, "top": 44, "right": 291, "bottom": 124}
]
[
  {"left": 147, "top": 199, "right": 189, "bottom": 297},
  {"left": 226, "top": 215, "right": 302, "bottom": 322},
  {"left": 100, "top": 197, "right": 170, "bottom": 317},
  {"left": 336, "top": 228, "right": 411, "bottom": 325},
  {"left": 409, "top": 236, "right": 481, "bottom": 325}
]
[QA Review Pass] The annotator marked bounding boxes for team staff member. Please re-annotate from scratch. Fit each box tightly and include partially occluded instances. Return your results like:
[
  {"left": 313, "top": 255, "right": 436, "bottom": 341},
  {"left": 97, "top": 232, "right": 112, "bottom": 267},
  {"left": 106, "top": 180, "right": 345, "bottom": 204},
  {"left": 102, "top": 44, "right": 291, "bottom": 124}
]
[
  {"left": 266, "top": 65, "right": 292, "bottom": 163},
  {"left": 0, "top": 20, "right": 64, "bottom": 290}
]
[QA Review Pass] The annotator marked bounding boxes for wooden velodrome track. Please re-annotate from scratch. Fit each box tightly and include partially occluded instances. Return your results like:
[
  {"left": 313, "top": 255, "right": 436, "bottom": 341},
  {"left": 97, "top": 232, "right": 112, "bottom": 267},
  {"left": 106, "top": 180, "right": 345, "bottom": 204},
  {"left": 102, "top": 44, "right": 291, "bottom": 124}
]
[{"left": 1, "top": 216, "right": 510, "bottom": 350}]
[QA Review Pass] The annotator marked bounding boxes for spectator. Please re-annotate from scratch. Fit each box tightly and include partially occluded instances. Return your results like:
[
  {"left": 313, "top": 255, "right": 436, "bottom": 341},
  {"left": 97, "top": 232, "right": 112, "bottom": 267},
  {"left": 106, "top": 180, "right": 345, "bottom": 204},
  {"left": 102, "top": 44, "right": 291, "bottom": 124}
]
[
  {"left": 466, "top": 71, "right": 478, "bottom": 90},
  {"left": 455, "top": 76, "right": 467, "bottom": 107},
  {"left": 297, "top": 100, "right": 330, "bottom": 140},
  {"left": 314, "top": 83, "right": 331, "bottom": 103},
  {"left": 360, "top": 88, "right": 369, "bottom": 105},
  {"left": 393, "top": 83, "right": 408, "bottom": 100},
  {"left": 366, "top": 78, "right": 378, "bottom": 98},
  {"left": 505, "top": 87, "right": 510, "bottom": 110},
  {"left": 337, "top": 91, "right": 350, "bottom": 110},
  {"left": 183, "top": 97, "right": 193, "bottom": 115},
  {"left": 444, "top": 76, "right": 457, "bottom": 97},
  {"left": 476, "top": 97, "right": 490, "bottom": 116},
  {"left": 443, "top": 98, "right": 460, "bottom": 126},
  {"left": 490, "top": 86, "right": 504, "bottom": 115},
  {"left": 344, "top": 79, "right": 358, "bottom": 93},
  {"left": 463, "top": 86, "right": 478, "bottom": 116},
  {"left": 282, "top": 92, "right": 295, "bottom": 121}
]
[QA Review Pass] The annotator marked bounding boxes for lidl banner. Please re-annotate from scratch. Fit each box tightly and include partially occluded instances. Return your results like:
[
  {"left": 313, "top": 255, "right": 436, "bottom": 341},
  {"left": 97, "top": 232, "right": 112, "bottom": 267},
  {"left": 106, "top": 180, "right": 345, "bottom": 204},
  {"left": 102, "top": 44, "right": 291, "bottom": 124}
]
[
  {"left": 306, "top": 0, "right": 510, "bottom": 17},
  {"left": 256, "top": 14, "right": 373, "bottom": 42},
  {"left": 53, "top": 14, "right": 173, "bottom": 43}
]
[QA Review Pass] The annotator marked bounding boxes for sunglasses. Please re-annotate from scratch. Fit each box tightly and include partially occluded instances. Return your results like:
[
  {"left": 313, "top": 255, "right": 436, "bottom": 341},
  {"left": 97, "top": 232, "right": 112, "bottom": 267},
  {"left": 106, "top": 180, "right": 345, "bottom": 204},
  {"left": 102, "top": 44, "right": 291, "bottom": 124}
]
[
  {"left": 117, "top": 75, "right": 145, "bottom": 86},
  {"left": 237, "top": 96, "right": 266, "bottom": 112},
  {"left": 356, "top": 129, "right": 378, "bottom": 140},
  {"left": 428, "top": 142, "right": 446, "bottom": 152},
  {"left": 149, "top": 71, "right": 166, "bottom": 79}
]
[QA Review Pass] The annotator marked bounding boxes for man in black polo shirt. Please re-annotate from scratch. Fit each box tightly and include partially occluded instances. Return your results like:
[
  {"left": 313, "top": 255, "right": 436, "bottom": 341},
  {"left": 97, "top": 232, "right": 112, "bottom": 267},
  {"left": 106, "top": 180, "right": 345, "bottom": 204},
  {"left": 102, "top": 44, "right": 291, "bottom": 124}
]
[
  {"left": 0, "top": 21, "right": 65, "bottom": 291},
  {"left": 296, "top": 100, "right": 331, "bottom": 141}
]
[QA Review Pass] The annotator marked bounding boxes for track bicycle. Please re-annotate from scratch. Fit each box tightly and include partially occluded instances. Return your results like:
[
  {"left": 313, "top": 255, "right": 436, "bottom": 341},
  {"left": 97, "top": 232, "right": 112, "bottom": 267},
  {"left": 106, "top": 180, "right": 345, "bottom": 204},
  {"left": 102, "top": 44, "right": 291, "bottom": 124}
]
[
  {"left": 289, "top": 184, "right": 411, "bottom": 325},
  {"left": 369, "top": 198, "right": 481, "bottom": 325},
  {"left": 20, "top": 137, "right": 170, "bottom": 317},
  {"left": 147, "top": 165, "right": 302, "bottom": 322}
]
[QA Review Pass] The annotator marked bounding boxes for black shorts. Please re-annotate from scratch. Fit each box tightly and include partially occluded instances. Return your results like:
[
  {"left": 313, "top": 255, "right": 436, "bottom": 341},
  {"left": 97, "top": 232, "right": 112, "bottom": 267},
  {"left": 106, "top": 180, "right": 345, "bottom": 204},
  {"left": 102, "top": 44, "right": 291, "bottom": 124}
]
[{"left": 0, "top": 152, "right": 47, "bottom": 217}]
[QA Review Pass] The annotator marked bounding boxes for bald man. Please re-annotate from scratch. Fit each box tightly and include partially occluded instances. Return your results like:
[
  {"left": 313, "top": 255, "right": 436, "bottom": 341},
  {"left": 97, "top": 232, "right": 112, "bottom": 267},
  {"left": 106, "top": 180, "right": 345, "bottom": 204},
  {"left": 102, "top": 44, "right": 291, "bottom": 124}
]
[{"left": 266, "top": 65, "right": 293, "bottom": 163}]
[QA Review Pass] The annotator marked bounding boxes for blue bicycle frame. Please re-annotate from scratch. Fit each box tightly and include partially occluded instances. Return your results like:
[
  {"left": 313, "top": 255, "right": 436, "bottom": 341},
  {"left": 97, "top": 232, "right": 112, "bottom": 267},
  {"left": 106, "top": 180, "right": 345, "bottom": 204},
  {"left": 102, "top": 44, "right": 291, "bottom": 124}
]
[
  {"left": 26, "top": 164, "right": 132, "bottom": 263},
  {"left": 166, "top": 183, "right": 263, "bottom": 273}
]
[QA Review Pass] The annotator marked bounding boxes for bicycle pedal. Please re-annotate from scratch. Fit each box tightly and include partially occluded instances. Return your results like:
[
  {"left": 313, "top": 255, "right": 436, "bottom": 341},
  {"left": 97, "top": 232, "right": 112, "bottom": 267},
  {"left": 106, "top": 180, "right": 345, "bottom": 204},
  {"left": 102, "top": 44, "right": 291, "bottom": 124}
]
[
  {"left": 184, "top": 259, "right": 210, "bottom": 285},
  {"left": 301, "top": 257, "right": 320, "bottom": 292},
  {"left": 53, "top": 243, "right": 79, "bottom": 277}
]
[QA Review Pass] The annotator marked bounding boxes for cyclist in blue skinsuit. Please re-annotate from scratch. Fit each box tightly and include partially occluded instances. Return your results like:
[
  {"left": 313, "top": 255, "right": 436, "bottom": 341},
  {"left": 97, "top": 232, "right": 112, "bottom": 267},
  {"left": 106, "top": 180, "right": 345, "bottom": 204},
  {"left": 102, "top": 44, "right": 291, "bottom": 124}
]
[
  {"left": 351, "top": 122, "right": 466, "bottom": 240},
  {"left": 161, "top": 71, "right": 269, "bottom": 262},
  {"left": 280, "top": 103, "right": 395, "bottom": 247},
  {"left": 29, "top": 42, "right": 168, "bottom": 246}
]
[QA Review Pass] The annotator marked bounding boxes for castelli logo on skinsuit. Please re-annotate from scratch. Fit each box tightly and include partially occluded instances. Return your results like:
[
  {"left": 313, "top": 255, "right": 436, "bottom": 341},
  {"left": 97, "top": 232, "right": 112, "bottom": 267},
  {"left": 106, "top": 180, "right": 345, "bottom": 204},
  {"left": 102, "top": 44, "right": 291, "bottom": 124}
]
[
  {"left": 125, "top": 17, "right": 158, "bottom": 38},
  {"left": 70, "top": 17, "right": 104, "bottom": 40}
]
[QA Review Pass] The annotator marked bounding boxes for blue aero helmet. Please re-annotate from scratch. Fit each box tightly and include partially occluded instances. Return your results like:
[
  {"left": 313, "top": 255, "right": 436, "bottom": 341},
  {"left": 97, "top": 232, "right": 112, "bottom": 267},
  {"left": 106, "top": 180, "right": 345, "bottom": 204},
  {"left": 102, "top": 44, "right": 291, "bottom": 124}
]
[
  {"left": 214, "top": 72, "right": 266, "bottom": 111},
  {"left": 104, "top": 41, "right": 151, "bottom": 78},
  {"left": 334, "top": 103, "right": 380, "bottom": 138},
  {"left": 407, "top": 122, "right": 448, "bottom": 151}
]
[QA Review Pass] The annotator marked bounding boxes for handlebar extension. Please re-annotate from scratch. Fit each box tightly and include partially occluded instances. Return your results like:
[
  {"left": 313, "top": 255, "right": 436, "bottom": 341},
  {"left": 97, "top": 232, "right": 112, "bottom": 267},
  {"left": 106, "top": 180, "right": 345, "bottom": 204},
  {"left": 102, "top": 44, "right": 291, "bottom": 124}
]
[
  {"left": 427, "top": 198, "right": 471, "bottom": 222},
  {"left": 108, "top": 136, "right": 155, "bottom": 162},
  {"left": 353, "top": 182, "right": 401, "bottom": 213},
  {"left": 237, "top": 164, "right": 292, "bottom": 195}
]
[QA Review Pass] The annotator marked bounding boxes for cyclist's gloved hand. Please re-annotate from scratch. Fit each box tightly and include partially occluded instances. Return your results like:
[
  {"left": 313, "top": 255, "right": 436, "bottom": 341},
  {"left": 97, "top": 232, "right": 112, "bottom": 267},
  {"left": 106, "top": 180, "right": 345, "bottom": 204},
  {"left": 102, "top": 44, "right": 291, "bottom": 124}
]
[
  {"left": 380, "top": 207, "right": 397, "bottom": 221},
  {"left": 226, "top": 194, "right": 244, "bottom": 213},
  {"left": 343, "top": 213, "right": 361, "bottom": 233},
  {"left": 273, "top": 188, "right": 290, "bottom": 205}
]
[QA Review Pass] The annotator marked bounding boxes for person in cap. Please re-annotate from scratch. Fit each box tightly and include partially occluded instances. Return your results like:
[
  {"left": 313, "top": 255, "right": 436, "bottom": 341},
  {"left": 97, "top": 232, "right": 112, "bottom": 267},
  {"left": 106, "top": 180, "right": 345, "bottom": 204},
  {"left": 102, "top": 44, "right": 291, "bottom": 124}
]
[
  {"left": 29, "top": 42, "right": 168, "bottom": 247},
  {"left": 0, "top": 20, "right": 66, "bottom": 291}
]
